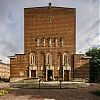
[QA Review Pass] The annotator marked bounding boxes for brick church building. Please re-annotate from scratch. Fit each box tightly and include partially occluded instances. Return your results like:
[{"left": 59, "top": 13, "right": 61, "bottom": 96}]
[{"left": 9, "top": 4, "right": 90, "bottom": 82}]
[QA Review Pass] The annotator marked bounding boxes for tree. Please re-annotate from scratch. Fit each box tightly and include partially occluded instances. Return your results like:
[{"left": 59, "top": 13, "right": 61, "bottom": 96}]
[{"left": 86, "top": 48, "right": 100, "bottom": 82}]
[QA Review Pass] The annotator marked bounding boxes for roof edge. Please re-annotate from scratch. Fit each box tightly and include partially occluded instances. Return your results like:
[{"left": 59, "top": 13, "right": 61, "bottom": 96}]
[{"left": 24, "top": 6, "right": 76, "bottom": 9}]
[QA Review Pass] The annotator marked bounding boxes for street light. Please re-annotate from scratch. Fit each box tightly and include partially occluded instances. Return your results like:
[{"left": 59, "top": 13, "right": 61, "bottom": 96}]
[{"left": 59, "top": 79, "right": 62, "bottom": 89}]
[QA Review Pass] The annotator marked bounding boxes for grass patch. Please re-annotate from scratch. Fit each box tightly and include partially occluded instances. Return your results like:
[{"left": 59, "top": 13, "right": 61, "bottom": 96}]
[{"left": 0, "top": 90, "right": 8, "bottom": 96}]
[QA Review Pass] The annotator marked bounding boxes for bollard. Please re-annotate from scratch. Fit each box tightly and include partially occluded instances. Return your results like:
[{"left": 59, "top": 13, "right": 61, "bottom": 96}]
[
  {"left": 59, "top": 79, "right": 62, "bottom": 89},
  {"left": 38, "top": 79, "right": 41, "bottom": 89}
]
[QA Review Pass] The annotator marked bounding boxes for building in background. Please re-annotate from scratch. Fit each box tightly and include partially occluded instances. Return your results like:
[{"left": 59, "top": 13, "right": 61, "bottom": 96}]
[
  {"left": 9, "top": 3, "right": 90, "bottom": 82},
  {"left": 0, "top": 60, "right": 10, "bottom": 79}
]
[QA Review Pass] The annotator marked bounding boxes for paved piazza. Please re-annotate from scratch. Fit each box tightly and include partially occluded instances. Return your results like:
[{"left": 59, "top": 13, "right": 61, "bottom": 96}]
[{"left": 0, "top": 83, "right": 100, "bottom": 100}]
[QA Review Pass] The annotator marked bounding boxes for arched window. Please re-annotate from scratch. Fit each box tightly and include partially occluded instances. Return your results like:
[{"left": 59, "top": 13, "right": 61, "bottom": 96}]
[
  {"left": 57, "top": 53, "right": 61, "bottom": 67},
  {"left": 63, "top": 53, "right": 68, "bottom": 65},
  {"left": 48, "top": 37, "right": 52, "bottom": 47},
  {"left": 30, "top": 53, "right": 35, "bottom": 65},
  {"left": 60, "top": 37, "right": 63, "bottom": 47},
  {"left": 40, "top": 53, "right": 45, "bottom": 67},
  {"left": 42, "top": 38, "right": 46, "bottom": 47},
  {"left": 54, "top": 38, "right": 58, "bottom": 46},
  {"left": 46, "top": 53, "right": 52, "bottom": 65},
  {"left": 35, "top": 38, "right": 39, "bottom": 46}
]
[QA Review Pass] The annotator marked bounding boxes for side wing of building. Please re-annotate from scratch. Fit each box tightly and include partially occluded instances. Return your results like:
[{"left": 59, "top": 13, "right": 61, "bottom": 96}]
[{"left": 74, "top": 54, "right": 90, "bottom": 81}]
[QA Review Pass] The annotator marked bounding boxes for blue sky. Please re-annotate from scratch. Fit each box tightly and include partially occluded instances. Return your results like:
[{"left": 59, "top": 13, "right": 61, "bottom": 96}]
[{"left": 0, "top": 0, "right": 100, "bottom": 63}]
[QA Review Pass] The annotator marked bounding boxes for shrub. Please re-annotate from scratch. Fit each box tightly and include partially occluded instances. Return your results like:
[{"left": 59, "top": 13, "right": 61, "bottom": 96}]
[
  {"left": 0, "top": 90, "right": 8, "bottom": 96},
  {"left": 93, "top": 90, "right": 100, "bottom": 96},
  {"left": 86, "top": 48, "right": 100, "bottom": 83}
]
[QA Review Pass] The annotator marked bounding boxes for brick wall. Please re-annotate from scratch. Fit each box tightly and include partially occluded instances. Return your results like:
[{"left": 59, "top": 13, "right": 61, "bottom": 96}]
[
  {"left": 10, "top": 54, "right": 29, "bottom": 78},
  {"left": 24, "top": 7, "right": 76, "bottom": 55},
  {"left": 74, "top": 54, "right": 90, "bottom": 80}
]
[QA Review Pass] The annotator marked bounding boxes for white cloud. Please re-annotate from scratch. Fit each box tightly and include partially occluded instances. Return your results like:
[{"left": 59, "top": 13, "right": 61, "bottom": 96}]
[
  {"left": 0, "top": 0, "right": 99, "bottom": 63},
  {"left": 75, "top": 0, "right": 100, "bottom": 53}
]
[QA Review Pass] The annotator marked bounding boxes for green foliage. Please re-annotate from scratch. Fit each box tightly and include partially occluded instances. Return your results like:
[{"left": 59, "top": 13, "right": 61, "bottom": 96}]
[
  {"left": 0, "top": 90, "right": 8, "bottom": 96},
  {"left": 86, "top": 48, "right": 100, "bottom": 83},
  {"left": 91, "top": 90, "right": 100, "bottom": 96}
]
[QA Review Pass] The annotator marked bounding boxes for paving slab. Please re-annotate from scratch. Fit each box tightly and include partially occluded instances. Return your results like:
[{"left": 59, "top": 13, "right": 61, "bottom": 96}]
[{"left": 0, "top": 84, "right": 100, "bottom": 100}]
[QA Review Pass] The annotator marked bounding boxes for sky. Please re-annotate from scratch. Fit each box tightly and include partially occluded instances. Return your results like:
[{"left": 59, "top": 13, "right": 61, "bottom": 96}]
[{"left": 0, "top": 0, "right": 100, "bottom": 63}]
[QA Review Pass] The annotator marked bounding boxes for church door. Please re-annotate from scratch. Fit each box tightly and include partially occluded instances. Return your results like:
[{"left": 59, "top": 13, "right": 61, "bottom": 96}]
[
  {"left": 64, "top": 70, "right": 69, "bottom": 81},
  {"left": 48, "top": 70, "right": 53, "bottom": 81},
  {"left": 31, "top": 70, "right": 36, "bottom": 77}
]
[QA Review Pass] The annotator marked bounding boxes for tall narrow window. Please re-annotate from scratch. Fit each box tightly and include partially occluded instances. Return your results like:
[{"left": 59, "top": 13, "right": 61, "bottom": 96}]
[
  {"left": 57, "top": 53, "right": 61, "bottom": 67},
  {"left": 48, "top": 16, "right": 52, "bottom": 23},
  {"left": 54, "top": 38, "right": 58, "bottom": 47},
  {"left": 49, "top": 38, "right": 52, "bottom": 47},
  {"left": 60, "top": 37, "right": 63, "bottom": 47},
  {"left": 43, "top": 38, "right": 46, "bottom": 47},
  {"left": 46, "top": 53, "right": 52, "bottom": 65},
  {"left": 30, "top": 53, "right": 35, "bottom": 65},
  {"left": 63, "top": 53, "right": 68, "bottom": 66},
  {"left": 35, "top": 38, "right": 39, "bottom": 46}
]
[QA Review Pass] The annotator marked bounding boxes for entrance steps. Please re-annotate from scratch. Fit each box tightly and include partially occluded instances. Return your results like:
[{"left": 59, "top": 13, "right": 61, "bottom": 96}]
[
  {"left": 23, "top": 78, "right": 38, "bottom": 83},
  {"left": 10, "top": 82, "right": 89, "bottom": 89}
]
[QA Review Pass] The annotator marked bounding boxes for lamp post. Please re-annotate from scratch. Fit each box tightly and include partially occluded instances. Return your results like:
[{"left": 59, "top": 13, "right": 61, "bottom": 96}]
[
  {"left": 59, "top": 79, "right": 62, "bottom": 89},
  {"left": 38, "top": 78, "right": 41, "bottom": 89}
]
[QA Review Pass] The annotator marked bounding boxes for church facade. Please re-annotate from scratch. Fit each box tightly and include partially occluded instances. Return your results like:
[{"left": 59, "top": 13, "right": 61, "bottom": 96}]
[{"left": 9, "top": 4, "right": 90, "bottom": 82}]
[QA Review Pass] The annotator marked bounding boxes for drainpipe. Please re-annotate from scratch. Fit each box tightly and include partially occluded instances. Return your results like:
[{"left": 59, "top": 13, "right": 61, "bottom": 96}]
[{"left": 73, "top": 54, "right": 75, "bottom": 81}]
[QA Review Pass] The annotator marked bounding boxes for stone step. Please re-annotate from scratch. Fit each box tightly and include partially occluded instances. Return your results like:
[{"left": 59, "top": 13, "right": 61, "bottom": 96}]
[{"left": 23, "top": 78, "right": 38, "bottom": 83}]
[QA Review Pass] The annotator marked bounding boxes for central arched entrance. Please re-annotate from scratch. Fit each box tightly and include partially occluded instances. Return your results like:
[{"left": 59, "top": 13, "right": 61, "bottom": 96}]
[
  {"left": 47, "top": 70, "right": 53, "bottom": 81},
  {"left": 46, "top": 53, "right": 54, "bottom": 81}
]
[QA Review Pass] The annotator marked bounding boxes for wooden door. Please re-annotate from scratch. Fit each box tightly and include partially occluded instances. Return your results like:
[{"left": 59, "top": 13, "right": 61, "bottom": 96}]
[
  {"left": 64, "top": 70, "right": 69, "bottom": 81},
  {"left": 48, "top": 70, "right": 53, "bottom": 81},
  {"left": 31, "top": 70, "right": 36, "bottom": 77}
]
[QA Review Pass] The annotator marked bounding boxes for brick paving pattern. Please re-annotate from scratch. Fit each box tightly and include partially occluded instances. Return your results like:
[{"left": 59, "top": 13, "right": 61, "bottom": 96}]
[{"left": 0, "top": 84, "right": 100, "bottom": 100}]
